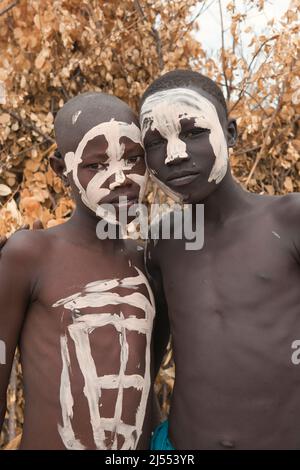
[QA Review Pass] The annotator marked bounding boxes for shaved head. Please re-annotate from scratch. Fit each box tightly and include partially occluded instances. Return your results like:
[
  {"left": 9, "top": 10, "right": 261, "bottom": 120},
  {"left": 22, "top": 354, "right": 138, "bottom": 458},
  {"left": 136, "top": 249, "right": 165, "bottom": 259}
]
[
  {"left": 54, "top": 92, "right": 139, "bottom": 156},
  {"left": 52, "top": 91, "right": 147, "bottom": 223}
]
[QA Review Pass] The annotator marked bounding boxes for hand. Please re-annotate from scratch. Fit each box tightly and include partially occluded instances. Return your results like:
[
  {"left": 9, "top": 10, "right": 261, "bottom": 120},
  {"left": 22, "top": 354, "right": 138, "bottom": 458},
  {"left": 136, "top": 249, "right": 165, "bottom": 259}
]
[{"left": 0, "top": 220, "right": 43, "bottom": 255}]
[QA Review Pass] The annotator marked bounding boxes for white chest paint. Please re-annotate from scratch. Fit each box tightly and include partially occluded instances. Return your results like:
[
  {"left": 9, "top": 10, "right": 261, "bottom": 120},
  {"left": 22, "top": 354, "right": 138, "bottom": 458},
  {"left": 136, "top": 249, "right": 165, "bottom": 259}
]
[{"left": 52, "top": 267, "right": 155, "bottom": 450}]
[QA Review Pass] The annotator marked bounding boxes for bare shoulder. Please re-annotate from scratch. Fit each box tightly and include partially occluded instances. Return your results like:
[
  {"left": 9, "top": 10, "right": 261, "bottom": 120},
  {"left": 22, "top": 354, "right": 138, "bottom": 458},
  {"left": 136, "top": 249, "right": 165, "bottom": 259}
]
[
  {"left": 271, "top": 193, "right": 300, "bottom": 227},
  {"left": 1, "top": 228, "right": 52, "bottom": 266}
]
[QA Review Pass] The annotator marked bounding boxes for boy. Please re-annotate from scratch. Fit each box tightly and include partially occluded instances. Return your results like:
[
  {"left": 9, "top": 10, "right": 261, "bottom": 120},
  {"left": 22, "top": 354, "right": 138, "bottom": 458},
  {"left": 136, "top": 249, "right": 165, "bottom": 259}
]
[
  {"left": 0, "top": 91, "right": 158, "bottom": 450},
  {"left": 141, "top": 69, "right": 300, "bottom": 450}
]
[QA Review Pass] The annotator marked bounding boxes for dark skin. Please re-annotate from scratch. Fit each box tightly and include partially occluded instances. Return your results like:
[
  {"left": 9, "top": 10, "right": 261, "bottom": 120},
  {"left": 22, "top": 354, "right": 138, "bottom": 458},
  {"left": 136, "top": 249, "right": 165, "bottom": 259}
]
[
  {"left": 0, "top": 94, "right": 166, "bottom": 449},
  {"left": 144, "top": 84, "right": 300, "bottom": 450}
]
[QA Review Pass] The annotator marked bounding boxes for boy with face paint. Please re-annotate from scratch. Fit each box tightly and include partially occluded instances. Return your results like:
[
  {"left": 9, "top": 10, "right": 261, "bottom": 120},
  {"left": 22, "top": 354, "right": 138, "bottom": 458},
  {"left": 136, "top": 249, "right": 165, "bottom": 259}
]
[
  {"left": 0, "top": 92, "right": 163, "bottom": 450},
  {"left": 141, "top": 69, "right": 300, "bottom": 450}
]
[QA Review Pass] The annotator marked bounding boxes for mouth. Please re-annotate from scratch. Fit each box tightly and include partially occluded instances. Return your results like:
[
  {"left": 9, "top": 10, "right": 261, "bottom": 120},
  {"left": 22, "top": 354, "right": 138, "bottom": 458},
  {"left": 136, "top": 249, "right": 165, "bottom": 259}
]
[
  {"left": 166, "top": 169, "right": 200, "bottom": 187},
  {"left": 101, "top": 195, "right": 139, "bottom": 208}
]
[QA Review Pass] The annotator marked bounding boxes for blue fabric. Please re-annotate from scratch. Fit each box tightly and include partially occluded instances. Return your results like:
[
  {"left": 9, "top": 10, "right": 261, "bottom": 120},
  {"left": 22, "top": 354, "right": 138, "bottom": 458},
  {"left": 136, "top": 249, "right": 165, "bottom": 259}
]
[{"left": 150, "top": 420, "right": 175, "bottom": 450}]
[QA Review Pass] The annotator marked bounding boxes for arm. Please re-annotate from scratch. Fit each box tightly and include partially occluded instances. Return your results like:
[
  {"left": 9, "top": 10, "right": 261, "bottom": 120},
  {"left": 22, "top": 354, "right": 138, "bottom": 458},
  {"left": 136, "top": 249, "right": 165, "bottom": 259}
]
[
  {"left": 145, "top": 239, "right": 170, "bottom": 379},
  {"left": 0, "top": 232, "right": 35, "bottom": 431}
]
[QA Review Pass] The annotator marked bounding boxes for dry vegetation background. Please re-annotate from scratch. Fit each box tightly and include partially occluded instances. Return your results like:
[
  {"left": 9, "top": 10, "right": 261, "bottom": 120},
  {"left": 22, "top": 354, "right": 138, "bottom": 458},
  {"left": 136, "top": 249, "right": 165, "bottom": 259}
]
[{"left": 0, "top": 0, "right": 299, "bottom": 448}]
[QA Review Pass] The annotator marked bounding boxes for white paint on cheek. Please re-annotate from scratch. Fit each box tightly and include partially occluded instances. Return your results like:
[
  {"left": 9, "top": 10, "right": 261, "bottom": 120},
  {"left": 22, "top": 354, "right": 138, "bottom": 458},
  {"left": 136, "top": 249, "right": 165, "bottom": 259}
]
[
  {"left": 141, "top": 88, "right": 228, "bottom": 185},
  {"left": 72, "top": 110, "right": 82, "bottom": 125},
  {"left": 53, "top": 267, "right": 155, "bottom": 450},
  {"left": 63, "top": 120, "right": 147, "bottom": 222}
]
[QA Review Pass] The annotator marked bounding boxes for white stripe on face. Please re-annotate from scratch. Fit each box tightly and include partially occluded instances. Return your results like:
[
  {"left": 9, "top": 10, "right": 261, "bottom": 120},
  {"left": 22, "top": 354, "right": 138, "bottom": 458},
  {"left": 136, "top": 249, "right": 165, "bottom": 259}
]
[
  {"left": 140, "top": 88, "right": 228, "bottom": 184},
  {"left": 64, "top": 119, "right": 147, "bottom": 217}
]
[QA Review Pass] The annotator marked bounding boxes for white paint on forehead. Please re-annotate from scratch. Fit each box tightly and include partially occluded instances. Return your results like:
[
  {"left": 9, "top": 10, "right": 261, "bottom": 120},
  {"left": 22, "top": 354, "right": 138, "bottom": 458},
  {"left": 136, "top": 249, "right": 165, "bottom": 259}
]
[
  {"left": 63, "top": 119, "right": 147, "bottom": 223},
  {"left": 140, "top": 88, "right": 228, "bottom": 184},
  {"left": 72, "top": 110, "right": 82, "bottom": 125}
]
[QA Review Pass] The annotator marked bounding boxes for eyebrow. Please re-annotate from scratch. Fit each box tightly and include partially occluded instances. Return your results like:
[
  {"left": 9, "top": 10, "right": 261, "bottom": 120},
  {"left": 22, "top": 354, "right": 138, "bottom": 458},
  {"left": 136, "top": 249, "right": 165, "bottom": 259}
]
[
  {"left": 81, "top": 151, "right": 109, "bottom": 163},
  {"left": 119, "top": 137, "right": 142, "bottom": 148}
]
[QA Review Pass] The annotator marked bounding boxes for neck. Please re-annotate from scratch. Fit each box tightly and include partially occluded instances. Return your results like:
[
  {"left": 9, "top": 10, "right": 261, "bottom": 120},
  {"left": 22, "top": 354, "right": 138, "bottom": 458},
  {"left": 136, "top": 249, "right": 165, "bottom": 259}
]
[
  {"left": 67, "top": 205, "right": 125, "bottom": 250},
  {"left": 196, "top": 168, "right": 250, "bottom": 224}
]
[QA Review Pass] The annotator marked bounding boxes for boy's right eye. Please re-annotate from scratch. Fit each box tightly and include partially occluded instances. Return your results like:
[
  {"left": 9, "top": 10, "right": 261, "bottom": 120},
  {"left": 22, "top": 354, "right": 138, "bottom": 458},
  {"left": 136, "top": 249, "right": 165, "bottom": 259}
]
[{"left": 86, "top": 162, "right": 108, "bottom": 171}]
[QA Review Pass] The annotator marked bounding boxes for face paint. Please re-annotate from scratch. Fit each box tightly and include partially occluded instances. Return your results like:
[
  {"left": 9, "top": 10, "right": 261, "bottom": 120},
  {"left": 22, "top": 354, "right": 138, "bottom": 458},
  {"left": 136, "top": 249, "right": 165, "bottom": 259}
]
[
  {"left": 52, "top": 267, "right": 155, "bottom": 450},
  {"left": 140, "top": 88, "right": 228, "bottom": 185},
  {"left": 64, "top": 119, "right": 147, "bottom": 223},
  {"left": 72, "top": 110, "right": 82, "bottom": 125}
]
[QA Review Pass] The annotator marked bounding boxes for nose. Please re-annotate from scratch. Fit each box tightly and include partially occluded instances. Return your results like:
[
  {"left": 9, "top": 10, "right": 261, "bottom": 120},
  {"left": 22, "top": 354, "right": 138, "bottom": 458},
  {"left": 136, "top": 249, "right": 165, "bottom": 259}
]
[
  {"left": 165, "top": 155, "right": 188, "bottom": 166},
  {"left": 109, "top": 169, "right": 132, "bottom": 190},
  {"left": 165, "top": 138, "right": 189, "bottom": 166}
]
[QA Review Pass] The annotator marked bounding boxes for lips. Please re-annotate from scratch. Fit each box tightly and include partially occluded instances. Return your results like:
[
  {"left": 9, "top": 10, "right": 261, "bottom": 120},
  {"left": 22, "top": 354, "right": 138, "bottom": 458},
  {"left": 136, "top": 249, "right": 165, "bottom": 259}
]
[
  {"left": 166, "top": 169, "right": 200, "bottom": 187},
  {"left": 100, "top": 194, "right": 139, "bottom": 208}
]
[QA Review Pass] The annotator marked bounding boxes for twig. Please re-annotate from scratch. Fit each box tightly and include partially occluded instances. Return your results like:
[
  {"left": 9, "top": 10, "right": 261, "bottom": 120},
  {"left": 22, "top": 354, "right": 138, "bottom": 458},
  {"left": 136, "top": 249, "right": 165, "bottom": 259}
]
[
  {"left": 245, "top": 86, "right": 285, "bottom": 186},
  {"left": 2, "top": 109, "right": 55, "bottom": 144},
  {"left": 0, "top": 0, "right": 18, "bottom": 16},
  {"left": 218, "top": 82, "right": 270, "bottom": 117},
  {"left": 247, "top": 35, "right": 279, "bottom": 73},
  {"left": 233, "top": 144, "right": 262, "bottom": 156},
  {"left": 218, "top": 0, "right": 230, "bottom": 102},
  {"left": 172, "top": 0, "right": 215, "bottom": 46},
  {"left": 235, "top": 113, "right": 299, "bottom": 157},
  {"left": 134, "top": 0, "right": 164, "bottom": 71},
  {"left": 186, "top": 0, "right": 213, "bottom": 27},
  {"left": 229, "top": 36, "right": 278, "bottom": 115}
]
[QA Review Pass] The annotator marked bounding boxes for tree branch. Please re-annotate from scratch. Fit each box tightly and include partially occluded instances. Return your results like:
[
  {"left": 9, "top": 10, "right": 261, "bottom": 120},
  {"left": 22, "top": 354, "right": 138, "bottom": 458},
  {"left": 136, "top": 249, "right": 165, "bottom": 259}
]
[
  {"left": 218, "top": 0, "right": 230, "bottom": 101},
  {"left": 134, "top": 0, "right": 164, "bottom": 71},
  {"left": 3, "top": 109, "right": 55, "bottom": 144},
  {"left": 245, "top": 86, "right": 285, "bottom": 186},
  {"left": 0, "top": 0, "right": 18, "bottom": 16},
  {"left": 247, "top": 34, "right": 279, "bottom": 73}
]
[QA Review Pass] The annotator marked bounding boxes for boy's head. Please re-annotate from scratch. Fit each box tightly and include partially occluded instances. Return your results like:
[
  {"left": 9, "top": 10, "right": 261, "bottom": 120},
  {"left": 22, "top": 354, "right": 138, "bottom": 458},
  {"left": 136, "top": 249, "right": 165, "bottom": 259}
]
[
  {"left": 51, "top": 92, "right": 147, "bottom": 222},
  {"left": 140, "top": 69, "right": 237, "bottom": 203}
]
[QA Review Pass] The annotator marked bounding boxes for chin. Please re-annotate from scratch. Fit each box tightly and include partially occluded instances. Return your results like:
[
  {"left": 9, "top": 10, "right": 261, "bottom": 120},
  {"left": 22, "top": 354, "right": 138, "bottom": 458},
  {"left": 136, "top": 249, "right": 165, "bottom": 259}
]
[{"left": 169, "top": 182, "right": 213, "bottom": 204}]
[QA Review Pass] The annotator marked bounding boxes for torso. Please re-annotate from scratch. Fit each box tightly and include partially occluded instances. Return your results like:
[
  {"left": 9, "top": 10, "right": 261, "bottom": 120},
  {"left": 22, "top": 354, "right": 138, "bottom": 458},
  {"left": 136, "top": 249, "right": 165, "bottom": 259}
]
[
  {"left": 154, "top": 194, "right": 300, "bottom": 449},
  {"left": 19, "top": 226, "right": 155, "bottom": 450}
]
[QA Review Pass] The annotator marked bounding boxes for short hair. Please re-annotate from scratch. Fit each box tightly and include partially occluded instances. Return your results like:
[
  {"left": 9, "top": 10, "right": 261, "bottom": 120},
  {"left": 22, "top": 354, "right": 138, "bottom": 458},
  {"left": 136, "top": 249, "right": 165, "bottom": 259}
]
[
  {"left": 54, "top": 92, "right": 137, "bottom": 157},
  {"left": 141, "top": 69, "right": 228, "bottom": 118}
]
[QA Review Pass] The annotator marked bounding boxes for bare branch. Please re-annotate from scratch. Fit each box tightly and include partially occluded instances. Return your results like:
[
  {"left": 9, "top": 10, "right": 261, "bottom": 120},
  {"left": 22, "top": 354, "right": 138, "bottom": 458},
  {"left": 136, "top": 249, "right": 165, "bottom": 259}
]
[
  {"left": 0, "top": 0, "right": 18, "bottom": 16},
  {"left": 247, "top": 34, "right": 279, "bottom": 73},
  {"left": 234, "top": 114, "right": 299, "bottom": 157},
  {"left": 134, "top": 0, "right": 164, "bottom": 71},
  {"left": 245, "top": 87, "right": 285, "bottom": 186},
  {"left": 218, "top": 0, "right": 230, "bottom": 101},
  {"left": 3, "top": 109, "right": 55, "bottom": 144}
]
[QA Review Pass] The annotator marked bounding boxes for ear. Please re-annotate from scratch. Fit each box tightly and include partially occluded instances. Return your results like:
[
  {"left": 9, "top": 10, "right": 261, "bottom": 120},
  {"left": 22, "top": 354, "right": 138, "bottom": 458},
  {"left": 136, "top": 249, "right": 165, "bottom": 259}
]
[
  {"left": 226, "top": 118, "right": 237, "bottom": 148},
  {"left": 49, "top": 150, "right": 70, "bottom": 186}
]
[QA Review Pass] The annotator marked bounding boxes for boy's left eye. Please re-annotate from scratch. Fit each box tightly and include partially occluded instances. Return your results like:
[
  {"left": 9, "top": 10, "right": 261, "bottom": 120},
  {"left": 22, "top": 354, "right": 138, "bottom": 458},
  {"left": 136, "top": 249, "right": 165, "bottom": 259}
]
[{"left": 87, "top": 162, "right": 108, "bottom": 170}]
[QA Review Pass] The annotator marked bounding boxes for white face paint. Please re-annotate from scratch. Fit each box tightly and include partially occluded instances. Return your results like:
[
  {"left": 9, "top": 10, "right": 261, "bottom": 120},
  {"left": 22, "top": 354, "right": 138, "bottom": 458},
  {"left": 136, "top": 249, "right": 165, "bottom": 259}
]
[
  {"left": 140, "top": 88, "right": 228, "bottom": 185},
  {"left": 52, "top": 267, "right": 155, "bottom": 450},
  {"left": 72, "top": 110, "right": 82, "bottom": 125},
  {"left": 64, "top": 119, "right": 147, "bottom": 222}
]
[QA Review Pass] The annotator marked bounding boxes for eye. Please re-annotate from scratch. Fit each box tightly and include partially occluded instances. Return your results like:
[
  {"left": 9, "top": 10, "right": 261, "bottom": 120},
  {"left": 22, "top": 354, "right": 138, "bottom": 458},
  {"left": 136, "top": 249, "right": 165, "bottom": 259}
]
[
  {"left": 181, "top": 128, "right": 209, "bottom": 139},
  {"left": 86, "top": 162, "right": 108, "bottom": 171},
  {"left": 125, "top": 155, "right": 143, "bottom": 165}
]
